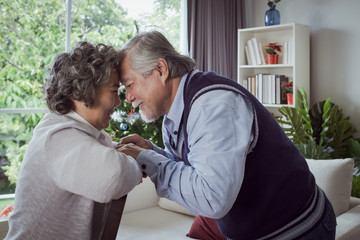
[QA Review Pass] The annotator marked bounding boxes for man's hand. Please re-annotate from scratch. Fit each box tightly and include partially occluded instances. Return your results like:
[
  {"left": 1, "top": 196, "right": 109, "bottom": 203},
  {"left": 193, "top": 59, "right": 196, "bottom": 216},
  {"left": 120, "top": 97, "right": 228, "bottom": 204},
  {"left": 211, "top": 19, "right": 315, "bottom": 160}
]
[{"left": 118, "top": 134, "right": 153, "bottom": 149}]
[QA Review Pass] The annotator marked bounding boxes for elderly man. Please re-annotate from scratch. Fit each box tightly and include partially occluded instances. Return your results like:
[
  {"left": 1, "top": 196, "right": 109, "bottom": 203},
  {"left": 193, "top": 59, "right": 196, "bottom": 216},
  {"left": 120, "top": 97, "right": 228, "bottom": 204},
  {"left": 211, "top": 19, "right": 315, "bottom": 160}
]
[{"left": 117, "top": 30, "right": 336, "bottom": 240}]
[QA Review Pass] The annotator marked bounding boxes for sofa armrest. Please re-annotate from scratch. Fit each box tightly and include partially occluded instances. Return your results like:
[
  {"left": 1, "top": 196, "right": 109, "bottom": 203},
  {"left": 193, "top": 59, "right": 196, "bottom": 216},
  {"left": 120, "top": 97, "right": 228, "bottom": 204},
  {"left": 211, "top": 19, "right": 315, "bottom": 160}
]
[
  {"left": 335, "top": 205, "right": 360, "bottom": 240},
  {"left": 123, "top": 177, "right": 159, "bottom": 214},
  {"left": 349, "top": 197, "right": 360, "bottom": 209}
]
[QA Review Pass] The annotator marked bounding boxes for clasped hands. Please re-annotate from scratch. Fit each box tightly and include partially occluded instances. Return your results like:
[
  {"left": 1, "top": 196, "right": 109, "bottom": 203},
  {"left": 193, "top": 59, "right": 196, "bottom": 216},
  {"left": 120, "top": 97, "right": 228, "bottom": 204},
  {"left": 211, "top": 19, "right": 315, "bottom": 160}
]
[
  {"left": 115, "top": 133, "right": 152, "bottom": 157},
  {"left": 116, "top": 134, "right": 152, "bottom": 178}
]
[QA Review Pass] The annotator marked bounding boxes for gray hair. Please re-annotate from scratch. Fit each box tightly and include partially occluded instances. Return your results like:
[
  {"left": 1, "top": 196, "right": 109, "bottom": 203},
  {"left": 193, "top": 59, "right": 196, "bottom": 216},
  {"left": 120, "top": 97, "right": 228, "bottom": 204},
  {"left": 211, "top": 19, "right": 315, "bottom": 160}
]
[
  {"left": 45, "top": 41, "right": 120, "bottom": 114},
  {"left": 119, "top": 30, "right": 195, "bottom": 78}
]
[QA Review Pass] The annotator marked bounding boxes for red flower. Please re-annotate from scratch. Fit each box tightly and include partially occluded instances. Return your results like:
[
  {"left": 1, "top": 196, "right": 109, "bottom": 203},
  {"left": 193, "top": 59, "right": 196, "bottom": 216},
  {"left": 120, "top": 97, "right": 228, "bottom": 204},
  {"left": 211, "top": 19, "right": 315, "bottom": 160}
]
[
  {"left": 265, "top": 42, "right": 282, "bottom": 54},
  {"left": 281, "top": 81, "right": 293, "bottom": 87}
]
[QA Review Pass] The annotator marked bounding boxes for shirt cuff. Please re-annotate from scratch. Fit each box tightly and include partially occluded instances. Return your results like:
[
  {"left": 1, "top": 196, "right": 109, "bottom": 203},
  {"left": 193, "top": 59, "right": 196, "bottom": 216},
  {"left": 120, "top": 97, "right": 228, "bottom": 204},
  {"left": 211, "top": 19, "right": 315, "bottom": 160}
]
[{"left": 136, "top": 149, "right": 168, "bottom": 184}]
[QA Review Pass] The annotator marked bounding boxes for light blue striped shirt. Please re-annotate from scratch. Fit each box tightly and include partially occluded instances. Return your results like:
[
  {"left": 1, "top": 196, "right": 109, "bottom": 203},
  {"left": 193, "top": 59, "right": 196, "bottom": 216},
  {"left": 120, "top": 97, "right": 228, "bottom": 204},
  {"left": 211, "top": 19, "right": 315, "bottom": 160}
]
[{"left": 137, "top": 71, "right": 254, "bottom": 218}]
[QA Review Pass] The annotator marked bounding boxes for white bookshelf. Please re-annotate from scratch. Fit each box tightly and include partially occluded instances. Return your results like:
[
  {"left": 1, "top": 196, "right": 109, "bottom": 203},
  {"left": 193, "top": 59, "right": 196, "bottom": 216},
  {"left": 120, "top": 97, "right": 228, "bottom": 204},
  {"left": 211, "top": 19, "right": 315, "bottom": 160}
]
[{"left": 237, "top": 23, "right": 310, "bottom": 115}]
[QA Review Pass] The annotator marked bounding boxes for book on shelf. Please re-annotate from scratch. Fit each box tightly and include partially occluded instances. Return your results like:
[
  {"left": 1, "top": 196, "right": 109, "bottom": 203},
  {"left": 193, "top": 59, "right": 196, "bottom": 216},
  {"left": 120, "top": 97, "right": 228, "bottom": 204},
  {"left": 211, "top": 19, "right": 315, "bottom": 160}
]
[
  {"left": 258, "top": 42, "right": 266, "bottom": 65},
  {"left": 246, "top": 39, "right": 257, "bottom": 65},
  {"left": 251, "top": 37, "right": 262, "bottom": 65},
  {"left": 281, "top": 38, "right": 292, "bottom": 64},
  {"left": 275, "top": 75, "right": 281, "bottom": 104},
  {"left": 247, "top": 77, "right": 251, "bottom": 92},
  {"left": 270, "top": 74, "right": 275, "bottom": 104},
  {"left": 243, "top": 73, "right": 289, "bottom": 106},
  {"left": 262, "top": 74, "right": 270, "bottom": 104},
  {"left": 283, "top": 41, "right": 288, "bottom": 64},
  {"left": 280, "top": 75, "right": 289, "bottom": 104},
  {"left": 259, "top": 41, "right": 268, "bottom": 64},
  {"left": 288, "top": 38, "right": 292, "bottom": 64},
  {"left": 251, "top": 76, "right": 256, "bottom": 96},
  {"left": 256, "top": 73, "right": 263, "bottom": 103},
  {"left": 240, "top": 79, "right": 248, "bottom": 91},
  {"left": 244, "top": 45, "right": 251, "bottom": 65}
]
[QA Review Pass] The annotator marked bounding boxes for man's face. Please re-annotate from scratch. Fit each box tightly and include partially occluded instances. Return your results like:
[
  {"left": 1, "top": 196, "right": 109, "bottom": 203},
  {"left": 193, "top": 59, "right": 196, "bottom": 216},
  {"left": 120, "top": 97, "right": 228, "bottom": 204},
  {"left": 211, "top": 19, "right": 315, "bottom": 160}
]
[{"left": 120, "top": 54, "right": 168, "bottom": 123}]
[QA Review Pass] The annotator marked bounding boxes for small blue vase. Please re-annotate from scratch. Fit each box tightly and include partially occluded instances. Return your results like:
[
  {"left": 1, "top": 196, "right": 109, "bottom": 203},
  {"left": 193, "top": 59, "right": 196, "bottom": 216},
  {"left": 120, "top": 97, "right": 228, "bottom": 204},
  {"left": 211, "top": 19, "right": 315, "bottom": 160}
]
[{"left": 265, "top": 5, "right": 280, "bottom": 26}]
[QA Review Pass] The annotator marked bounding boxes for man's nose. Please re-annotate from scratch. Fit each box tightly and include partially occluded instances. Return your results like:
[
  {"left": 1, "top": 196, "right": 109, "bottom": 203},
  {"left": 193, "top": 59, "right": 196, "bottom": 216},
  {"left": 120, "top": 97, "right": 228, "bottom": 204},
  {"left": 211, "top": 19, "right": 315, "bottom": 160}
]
[{"left": 126, "top": 90, "right": 135, "bottom": 103}]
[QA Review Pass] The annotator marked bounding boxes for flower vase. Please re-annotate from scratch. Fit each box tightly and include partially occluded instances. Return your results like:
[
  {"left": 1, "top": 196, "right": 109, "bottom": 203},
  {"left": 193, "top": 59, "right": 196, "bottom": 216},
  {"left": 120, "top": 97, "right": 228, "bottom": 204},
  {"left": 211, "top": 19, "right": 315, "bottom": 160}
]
[
  {"left": 287, "top": 93, "right": 293, "bottom": 105},
  {"left": 265, "top": 5, "right": 280, "bottom": 26},
  {"left": 267, "top": 54, "right": 279, "bottom": 64}
]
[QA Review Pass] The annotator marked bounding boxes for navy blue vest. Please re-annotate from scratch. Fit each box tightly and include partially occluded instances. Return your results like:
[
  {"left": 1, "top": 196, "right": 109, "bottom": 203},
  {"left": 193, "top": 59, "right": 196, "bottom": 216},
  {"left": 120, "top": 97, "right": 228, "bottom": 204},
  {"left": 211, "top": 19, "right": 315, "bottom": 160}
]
[{"left": 178, "top": 71, "right": 315, "bottom": 239}]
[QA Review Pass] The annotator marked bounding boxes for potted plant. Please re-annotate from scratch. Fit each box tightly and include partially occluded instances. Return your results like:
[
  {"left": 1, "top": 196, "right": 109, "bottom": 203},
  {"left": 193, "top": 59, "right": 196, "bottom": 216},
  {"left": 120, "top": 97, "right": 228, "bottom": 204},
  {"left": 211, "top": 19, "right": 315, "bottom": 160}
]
[
  {"left": 276, "top": 87, "right": 357, "bottom": 159},
  {"left": 275, "top": 88, "right": 360, "bottom": 197},
  {"left": 265, "top": 42, "right": 282, "bottom": 64},
  {"left": 281, "top": 81, "right": 293, "bottom": 105}
]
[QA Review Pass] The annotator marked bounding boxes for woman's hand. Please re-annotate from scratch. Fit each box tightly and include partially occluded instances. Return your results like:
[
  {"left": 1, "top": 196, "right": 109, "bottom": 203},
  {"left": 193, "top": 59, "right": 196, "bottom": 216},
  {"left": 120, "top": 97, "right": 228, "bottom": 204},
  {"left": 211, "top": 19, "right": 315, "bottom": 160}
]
[
  {"left": 116, "top": 142, "right": 148, "bottom": 178},
  {"left": 116, "top": 143, "right": 144, "bottom": 160}
]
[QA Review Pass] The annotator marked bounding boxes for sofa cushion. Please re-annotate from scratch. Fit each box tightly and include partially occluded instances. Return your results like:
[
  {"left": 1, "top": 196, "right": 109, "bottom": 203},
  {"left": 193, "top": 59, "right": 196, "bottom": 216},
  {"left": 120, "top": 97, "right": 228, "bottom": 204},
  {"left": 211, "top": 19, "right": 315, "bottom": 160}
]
[
  {"left": 158, "top": 198, "right": 196, "bottom": 217},
  {"left": 335, "top": 205, "right": 360, "bottom": 240},
  {"left": 186, "top": 215, "right": 226, "bottom": 240},
  {"left": 124, "top": 178, "right": 159, "bottom": 214},
  {"left": 306, "top": 158, "right": 354, "bottom": 216},
  {"left": 117, "top": 206, "right": 194, "bottom": 240}
]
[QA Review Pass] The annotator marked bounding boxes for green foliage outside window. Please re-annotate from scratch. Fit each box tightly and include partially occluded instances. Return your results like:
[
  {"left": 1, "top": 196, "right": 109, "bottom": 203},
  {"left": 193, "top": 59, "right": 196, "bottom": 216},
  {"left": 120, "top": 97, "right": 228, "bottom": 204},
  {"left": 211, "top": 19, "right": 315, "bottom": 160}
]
[{"left": 0, "top": 0, "right": 180, "bottom": 193}]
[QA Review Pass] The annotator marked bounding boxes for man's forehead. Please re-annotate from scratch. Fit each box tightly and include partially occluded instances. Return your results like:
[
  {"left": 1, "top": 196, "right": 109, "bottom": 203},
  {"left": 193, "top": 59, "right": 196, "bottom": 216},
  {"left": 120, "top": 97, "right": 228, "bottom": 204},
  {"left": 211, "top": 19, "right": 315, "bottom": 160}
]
[{"left": 120, "top": 77, "right": 129, "bottom": 85}]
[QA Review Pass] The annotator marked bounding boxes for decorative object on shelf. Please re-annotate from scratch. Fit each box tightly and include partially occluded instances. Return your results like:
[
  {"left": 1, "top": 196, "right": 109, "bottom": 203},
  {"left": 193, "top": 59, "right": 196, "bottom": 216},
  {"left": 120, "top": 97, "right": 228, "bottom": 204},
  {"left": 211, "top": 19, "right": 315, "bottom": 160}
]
[
  {"left": 267, "top": 54, "right": 279, "bottom": 64},
  {"left": 265, "top": 0, "right": 281, "bottom": 26},
  {"left": 265, "top": 42, "right": 282, "bottom": 64},
  {"left": 287, "top": 93, "right": 293, "bottom": 105},
  {"left": 281, "top": 80, "right": 293, "bottom": 105}
]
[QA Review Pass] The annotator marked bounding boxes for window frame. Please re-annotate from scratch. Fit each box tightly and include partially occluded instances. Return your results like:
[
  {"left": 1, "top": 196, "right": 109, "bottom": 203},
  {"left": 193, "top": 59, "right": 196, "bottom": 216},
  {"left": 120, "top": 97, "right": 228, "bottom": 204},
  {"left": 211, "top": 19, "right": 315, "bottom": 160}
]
[{"left": 0, "top": 0, "right": 186, "bottom": 199}]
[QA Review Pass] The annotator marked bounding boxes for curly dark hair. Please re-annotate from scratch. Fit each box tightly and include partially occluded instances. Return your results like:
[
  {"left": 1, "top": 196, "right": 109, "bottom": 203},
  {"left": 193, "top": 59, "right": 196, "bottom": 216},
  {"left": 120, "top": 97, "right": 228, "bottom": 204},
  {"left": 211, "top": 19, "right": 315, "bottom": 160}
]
[{"left": 45, "top": 41, "right": 120, "bottom": 114}]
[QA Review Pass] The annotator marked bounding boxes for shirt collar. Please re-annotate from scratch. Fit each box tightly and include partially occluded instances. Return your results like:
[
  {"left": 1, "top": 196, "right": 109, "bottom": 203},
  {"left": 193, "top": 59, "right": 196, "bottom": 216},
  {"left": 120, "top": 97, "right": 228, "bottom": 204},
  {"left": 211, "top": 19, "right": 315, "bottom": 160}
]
[
  {"left": 164, "top": 69, "right": 199, "bottom": 133},
  {"left": 66, "top": 110, "right": 109, "bottom": 141}
]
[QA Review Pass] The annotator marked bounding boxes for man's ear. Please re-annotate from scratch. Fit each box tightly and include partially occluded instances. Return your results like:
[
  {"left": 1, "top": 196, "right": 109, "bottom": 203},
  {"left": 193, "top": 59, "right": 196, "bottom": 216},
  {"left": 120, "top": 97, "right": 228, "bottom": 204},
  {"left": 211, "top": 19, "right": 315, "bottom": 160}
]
[{"left": 156, "top": 58, "right": 169, "bottom": 85}]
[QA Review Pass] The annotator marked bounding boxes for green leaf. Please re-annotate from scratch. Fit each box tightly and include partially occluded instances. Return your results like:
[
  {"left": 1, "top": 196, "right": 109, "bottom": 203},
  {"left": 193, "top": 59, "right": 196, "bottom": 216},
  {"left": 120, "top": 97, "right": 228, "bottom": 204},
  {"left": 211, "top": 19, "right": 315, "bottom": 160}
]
[
  {"left": 348, "top": 138, "right": 360, "bottom": 176},
  {"left": 277, "top": 87, "right": 358, "bottom": 162},
  {"left": 295, "top": 139, "right": 331, "bottom": 159}
]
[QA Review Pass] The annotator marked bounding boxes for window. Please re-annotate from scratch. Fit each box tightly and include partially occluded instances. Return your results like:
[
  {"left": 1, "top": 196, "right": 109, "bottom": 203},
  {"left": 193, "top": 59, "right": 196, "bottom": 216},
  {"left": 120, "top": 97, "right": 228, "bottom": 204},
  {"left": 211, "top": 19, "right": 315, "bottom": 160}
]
[{"left": 0, "top": 0, "right": 182, "bottom": 207}]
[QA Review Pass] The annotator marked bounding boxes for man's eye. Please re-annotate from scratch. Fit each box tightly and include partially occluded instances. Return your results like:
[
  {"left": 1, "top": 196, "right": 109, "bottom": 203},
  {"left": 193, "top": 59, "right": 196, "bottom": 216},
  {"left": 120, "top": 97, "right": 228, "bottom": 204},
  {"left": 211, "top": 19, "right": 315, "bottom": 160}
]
[{"left": 126, "top": 84, "right": 132, "bottom": 89}]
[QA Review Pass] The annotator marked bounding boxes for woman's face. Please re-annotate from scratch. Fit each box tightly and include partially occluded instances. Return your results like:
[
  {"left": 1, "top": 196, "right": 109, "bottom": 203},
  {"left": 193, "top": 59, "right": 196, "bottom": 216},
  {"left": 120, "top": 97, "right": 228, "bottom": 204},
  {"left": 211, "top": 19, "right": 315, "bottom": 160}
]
[{"left": 74, "top": 71, "right": 121, "bottom": 130}]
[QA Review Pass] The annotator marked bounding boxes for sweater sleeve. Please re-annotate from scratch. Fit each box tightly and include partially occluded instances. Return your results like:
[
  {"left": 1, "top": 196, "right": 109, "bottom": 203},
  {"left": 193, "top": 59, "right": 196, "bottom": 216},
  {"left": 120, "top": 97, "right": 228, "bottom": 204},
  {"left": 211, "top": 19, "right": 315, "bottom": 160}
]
[{"left": 46, "top": 128, "right": 142, "bottom": 203}]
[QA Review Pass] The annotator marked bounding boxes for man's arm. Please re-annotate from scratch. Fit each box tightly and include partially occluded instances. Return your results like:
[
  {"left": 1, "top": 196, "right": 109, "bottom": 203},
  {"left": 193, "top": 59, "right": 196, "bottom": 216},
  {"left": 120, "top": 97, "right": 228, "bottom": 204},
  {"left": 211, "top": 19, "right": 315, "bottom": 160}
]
[{"left": 121, "top": 90, "right": 254, "bottom": 219}]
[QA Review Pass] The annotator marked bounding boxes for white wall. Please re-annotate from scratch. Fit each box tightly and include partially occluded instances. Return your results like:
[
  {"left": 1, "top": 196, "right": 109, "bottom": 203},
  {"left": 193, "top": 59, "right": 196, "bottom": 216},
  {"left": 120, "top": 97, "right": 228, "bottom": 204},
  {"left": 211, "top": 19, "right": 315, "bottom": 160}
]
[{"left": 247, "top": 0, "right": 360, "bottom": 137}]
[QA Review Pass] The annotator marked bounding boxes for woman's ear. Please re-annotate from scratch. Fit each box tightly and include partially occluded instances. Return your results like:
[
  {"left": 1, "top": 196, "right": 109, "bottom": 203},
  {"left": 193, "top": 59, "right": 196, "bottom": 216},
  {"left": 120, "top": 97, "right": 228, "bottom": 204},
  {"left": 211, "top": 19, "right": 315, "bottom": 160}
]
[{"left": 156, "top": 58, "right": 169, "bottom": 85}]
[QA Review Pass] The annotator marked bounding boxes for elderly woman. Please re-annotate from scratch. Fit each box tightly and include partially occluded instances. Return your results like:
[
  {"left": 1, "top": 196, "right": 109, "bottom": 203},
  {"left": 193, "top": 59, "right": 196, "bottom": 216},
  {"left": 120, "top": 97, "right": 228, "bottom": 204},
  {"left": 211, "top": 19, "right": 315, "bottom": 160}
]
[{"left": 5, "top": 42, "right": 142, "bottom": 239}]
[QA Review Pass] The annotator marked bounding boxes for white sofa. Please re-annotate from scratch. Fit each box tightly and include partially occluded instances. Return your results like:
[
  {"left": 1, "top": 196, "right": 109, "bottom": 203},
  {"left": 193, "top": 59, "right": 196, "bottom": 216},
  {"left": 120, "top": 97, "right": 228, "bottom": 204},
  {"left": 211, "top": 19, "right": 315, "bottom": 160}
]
[
  {"left": 116, "top": 158, "right": 360, "bottom": 240},
  {"left": 1, "top": 159, "right": 360, "bottom": 239}
]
